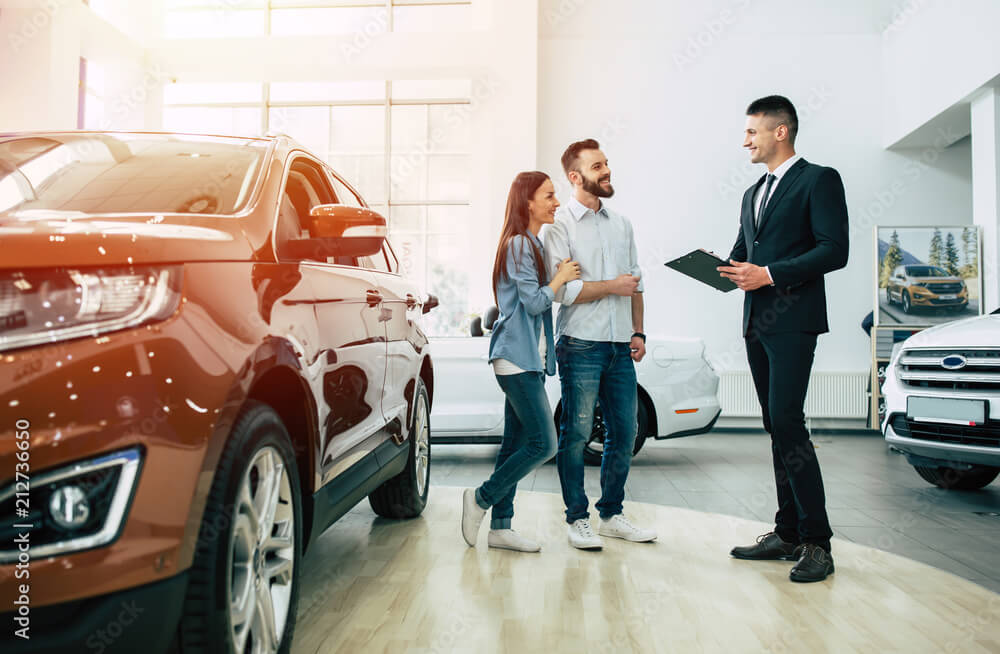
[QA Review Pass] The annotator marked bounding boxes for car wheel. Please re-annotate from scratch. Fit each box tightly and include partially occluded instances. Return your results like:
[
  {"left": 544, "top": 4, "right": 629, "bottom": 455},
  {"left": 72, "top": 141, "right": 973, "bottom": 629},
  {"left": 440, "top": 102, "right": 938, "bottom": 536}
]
[
  {"left": 913, "top": 464, "right": 999, "bottom": 490},
  {"left": 886, "top": 288, "right": 895, "bottom": 306},
  {"left": 901, "top": 290, "right": 912, "bottom": 314},
  {"left": 369, "top": 379, "right": 430, "bottom": 519},
  {"left": 179, "top": 400, "right": 302, "bottom": 654},
  {"left": 581, "top": 400, "right": 649, "bottom": 467}
]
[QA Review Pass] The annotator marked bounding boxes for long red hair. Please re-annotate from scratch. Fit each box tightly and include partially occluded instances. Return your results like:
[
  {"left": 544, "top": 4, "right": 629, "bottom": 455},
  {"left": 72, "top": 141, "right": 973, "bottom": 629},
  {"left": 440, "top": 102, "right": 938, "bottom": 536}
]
[{"left": 492, "top": 171, "right": 550, "bottom": 305}]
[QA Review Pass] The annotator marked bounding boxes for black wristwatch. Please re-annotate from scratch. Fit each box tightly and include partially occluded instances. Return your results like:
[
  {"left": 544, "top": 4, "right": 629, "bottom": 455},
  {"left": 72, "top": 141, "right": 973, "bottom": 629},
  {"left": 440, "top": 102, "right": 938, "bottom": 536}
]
[{"left": 632, "top": 332, "right": 646, "bottom": 343}]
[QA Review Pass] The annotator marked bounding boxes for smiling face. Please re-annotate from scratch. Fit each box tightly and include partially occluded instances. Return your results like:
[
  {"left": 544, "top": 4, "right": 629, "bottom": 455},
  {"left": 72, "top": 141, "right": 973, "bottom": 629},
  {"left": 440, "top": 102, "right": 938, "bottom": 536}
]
[
  {"left": 744, "top": 113, "right": 791, "bottom": 167},
  {"left": 528, "top": 177, "right": 560, "bottom": 226},
  {"left": 571, "top": 148, "right": 614, "bottom": 198}
]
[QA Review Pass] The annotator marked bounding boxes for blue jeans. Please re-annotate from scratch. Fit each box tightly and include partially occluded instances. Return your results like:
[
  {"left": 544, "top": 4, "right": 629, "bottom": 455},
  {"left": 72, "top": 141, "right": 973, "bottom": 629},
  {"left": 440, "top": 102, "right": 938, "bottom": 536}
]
[
  {"left": 555, "top": 337, "right": 637, "bottom": 524},
  {"left": 475, "top": 371, "right": 558, "bottom": 529}
]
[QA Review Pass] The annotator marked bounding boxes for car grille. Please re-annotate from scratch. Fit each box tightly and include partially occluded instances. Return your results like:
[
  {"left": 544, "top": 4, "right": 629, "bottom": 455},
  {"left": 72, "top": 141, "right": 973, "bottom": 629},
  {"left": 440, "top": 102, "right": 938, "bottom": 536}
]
[
  {"left": 924, "top": 282, "right": 963, "bottom": 294},
  {"left": 889, "top": 413, "right": 1000, "bottom": 448},
  {"left": 897, "top": 349, "right": 1000, "bottom": 390}
]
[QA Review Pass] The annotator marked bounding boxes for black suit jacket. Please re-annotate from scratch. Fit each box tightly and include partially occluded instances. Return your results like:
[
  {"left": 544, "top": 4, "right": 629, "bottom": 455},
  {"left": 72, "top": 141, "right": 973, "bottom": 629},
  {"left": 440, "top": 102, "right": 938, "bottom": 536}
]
[{"left": 727, "top": 158, "right": 849, "bottom": 337}]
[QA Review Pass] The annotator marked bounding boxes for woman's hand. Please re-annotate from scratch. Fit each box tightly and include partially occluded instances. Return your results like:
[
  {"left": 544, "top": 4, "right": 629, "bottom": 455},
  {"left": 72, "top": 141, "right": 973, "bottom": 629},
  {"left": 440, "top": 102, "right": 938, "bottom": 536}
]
[{"left": 554, "top": 258, "right": 581, "bottom": 284}]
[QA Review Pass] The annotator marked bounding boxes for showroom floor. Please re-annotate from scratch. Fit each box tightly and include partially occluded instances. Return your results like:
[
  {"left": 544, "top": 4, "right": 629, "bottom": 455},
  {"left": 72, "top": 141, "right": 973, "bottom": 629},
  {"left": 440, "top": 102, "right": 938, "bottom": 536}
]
[{"left": 430, "top": 431, "right": 1000, "bottom": 594}]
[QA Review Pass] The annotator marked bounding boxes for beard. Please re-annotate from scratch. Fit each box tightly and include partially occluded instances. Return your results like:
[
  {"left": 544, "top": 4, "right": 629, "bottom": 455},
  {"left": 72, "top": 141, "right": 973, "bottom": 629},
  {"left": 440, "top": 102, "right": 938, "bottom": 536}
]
[{"left": 581, "top": 173, "right": 614, "bottom": 198}]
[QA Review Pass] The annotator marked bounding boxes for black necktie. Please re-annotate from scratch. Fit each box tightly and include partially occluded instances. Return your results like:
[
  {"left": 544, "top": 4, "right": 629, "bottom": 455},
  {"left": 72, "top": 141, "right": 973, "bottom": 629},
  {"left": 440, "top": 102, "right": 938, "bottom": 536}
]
[{"left": 756, "top": 173, "right": 776, "bottom": 228}]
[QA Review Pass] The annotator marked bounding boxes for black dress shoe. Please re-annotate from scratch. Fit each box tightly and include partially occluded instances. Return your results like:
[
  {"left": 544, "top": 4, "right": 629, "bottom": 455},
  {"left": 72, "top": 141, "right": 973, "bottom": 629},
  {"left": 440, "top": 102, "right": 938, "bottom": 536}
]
[
  {"left": 789, "top": 544, "right": 835, "bottom": 582},
  {"left": 730, "top": 532, "right": 800, "bottom": 561}
]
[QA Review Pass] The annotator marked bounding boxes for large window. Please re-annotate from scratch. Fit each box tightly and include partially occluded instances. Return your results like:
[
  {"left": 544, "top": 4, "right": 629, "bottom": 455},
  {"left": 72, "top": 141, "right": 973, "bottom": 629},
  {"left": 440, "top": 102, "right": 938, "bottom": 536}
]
[
  {"left": 163, "top": 0, "right": 473, "bottom": 39},
  {"left": 162, "top": 78, "right": 473, "bottom": 335}
]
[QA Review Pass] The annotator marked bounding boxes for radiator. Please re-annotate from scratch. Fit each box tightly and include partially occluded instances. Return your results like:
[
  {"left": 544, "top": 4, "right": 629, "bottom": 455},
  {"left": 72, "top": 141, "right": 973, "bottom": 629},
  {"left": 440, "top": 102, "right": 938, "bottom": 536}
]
[{"left": 719, "top": 372, "right": 869, "bottom": 418}]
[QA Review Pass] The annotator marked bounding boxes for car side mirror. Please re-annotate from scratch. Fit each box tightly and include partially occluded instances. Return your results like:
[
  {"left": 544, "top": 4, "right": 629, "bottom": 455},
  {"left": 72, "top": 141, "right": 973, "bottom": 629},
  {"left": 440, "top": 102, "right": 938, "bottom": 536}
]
[
  {"left": 422, "top": 294, "right": 439, "bottom": 314},
  {"left": 285, "top": 205, "right": 386, "bottom": 260}
]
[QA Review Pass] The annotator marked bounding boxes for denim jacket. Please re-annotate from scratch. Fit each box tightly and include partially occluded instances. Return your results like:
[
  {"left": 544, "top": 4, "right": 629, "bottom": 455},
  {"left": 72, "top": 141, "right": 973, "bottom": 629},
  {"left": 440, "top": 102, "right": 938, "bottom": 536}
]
[{"left": 488, "top": 232, "right": 557, "bottom": 375}]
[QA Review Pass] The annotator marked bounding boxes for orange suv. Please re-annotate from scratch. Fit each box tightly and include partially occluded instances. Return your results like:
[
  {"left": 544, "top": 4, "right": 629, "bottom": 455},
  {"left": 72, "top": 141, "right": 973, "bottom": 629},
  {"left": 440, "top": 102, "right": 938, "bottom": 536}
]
[
  {"left": 886, "top": 264, "right": 969, "bottom": 314},
  {"left": 0, "top": 132, "right": 435, "bottom": 654}
]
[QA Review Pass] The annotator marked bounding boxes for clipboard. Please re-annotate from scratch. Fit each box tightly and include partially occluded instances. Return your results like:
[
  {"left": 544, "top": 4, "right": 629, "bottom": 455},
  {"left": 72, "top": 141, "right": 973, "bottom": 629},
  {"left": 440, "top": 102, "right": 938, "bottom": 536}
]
[{"left": 665, "top": 249, "right": 738, "bottom": 292}]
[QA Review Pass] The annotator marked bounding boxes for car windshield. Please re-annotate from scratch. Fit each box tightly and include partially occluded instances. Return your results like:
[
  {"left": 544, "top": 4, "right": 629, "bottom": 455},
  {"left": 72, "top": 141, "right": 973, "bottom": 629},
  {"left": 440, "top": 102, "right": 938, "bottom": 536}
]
[
  {"left": 0, "top": 133, "right": 268, "bottom": 216},
  {"left": 906, "top": 266, "right": 950, "bottom": 277}
]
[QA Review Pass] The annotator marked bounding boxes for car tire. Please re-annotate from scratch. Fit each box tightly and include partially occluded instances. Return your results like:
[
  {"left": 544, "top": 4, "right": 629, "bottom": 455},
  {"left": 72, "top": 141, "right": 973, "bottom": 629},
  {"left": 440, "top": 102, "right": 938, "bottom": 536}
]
[
  {"left": 579, "top": 400, "right": 649, "bottom": 467},
  {"left": 368, "top": 380, "right": 431, "bottom": 519},
  {"left": 913, "top": 464, "right": 1000, "bottom": 490},
  {"left": 901, "top": 290, "right": 913, "bottom": 314},
  {"left": 178, "top": 400, "right": 302, "bottom": 654},
  {"left": 886, "top": 288, "right": 895, "bottom": 306}
]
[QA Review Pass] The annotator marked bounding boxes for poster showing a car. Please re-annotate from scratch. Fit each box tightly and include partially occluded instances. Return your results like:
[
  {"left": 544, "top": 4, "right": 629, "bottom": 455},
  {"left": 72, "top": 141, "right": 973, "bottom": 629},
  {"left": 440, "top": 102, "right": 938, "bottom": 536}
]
[{"left": 874, "top": 226, "right": 983, "bottom": 328}]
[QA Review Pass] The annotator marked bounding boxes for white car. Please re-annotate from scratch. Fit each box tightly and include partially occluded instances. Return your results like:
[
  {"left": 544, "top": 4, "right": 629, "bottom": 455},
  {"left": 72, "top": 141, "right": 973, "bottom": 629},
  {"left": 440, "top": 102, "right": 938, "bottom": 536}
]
[
  {"left": 430, "top": 308, "right": 721, "bottom": 465},
  {"left": 882, "top": 309, "right": 1000, "bottom": 489}
]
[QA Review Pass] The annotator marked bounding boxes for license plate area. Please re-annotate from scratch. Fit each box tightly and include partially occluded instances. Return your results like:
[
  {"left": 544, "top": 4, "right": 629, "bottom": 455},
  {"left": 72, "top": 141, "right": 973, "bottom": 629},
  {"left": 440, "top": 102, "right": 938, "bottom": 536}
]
[
  {"left": 937, "top": 294, "right": 957, "bottom": 300},
  {"left": 906, "top": 396, "right": 987, "bottom": 426}
]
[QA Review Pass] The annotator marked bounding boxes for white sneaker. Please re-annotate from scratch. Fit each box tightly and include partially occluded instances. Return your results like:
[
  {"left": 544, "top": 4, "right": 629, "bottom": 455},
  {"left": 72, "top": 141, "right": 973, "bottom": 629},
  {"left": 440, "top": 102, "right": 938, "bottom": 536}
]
[
  {"left": 567, "top": 518, "right": 603, "bottom": 550},
  {"left": 488, "top": 529, "right": 541, "bottom": 552},
  {"left": 462, "top": 488, "right": 487, "bottom": 547},
  {"left": 598, "top": 514, "right": 657, "bottom": 542}
]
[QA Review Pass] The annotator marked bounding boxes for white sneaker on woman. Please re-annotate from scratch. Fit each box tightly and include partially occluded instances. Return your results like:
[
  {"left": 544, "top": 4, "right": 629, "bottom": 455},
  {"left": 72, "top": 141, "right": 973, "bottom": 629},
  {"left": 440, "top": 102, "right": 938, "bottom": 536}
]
[
  {"left": 598, "top": 514, "right": 657, "bottom": 542},
  {"left": 567, "top": 518, "right": 603, "bottom": 550},
  {"left": 488, "top": 529, "right": 541, "bottom": 552},
  {"left": 462, "top": 488, "right": 487, "bottom": 546}
]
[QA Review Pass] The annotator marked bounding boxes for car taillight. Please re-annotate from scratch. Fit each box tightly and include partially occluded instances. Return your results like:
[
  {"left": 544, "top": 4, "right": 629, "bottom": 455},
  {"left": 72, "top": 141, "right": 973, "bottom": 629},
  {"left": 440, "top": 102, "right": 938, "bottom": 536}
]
[{"left": 0, "top": 266, "right": 181, "bottom": 352}]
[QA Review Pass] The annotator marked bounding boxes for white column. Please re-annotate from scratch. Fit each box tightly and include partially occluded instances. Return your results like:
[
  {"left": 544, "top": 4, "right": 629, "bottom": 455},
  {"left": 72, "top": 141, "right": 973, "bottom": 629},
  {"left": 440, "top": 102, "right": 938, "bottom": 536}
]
[{"left": 971, "top": 87, "right": 1000, "bottom": 314}]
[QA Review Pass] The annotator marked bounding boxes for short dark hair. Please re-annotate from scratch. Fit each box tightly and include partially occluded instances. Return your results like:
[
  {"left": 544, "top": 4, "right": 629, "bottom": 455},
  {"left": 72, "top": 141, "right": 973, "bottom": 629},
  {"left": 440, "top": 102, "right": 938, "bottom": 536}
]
[
  {"left": 561, "top": 138, "right": 600, "bottom": 177},
  {"left": 746, "top": 95, "right": 798, "bottom": 144}
]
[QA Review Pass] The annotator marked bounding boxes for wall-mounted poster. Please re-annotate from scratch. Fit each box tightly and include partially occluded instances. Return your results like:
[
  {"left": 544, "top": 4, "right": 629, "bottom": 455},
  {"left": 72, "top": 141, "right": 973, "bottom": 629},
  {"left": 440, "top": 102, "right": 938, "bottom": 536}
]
[{"left": 874, "top": 226, "right": 983, "bottom": 328}]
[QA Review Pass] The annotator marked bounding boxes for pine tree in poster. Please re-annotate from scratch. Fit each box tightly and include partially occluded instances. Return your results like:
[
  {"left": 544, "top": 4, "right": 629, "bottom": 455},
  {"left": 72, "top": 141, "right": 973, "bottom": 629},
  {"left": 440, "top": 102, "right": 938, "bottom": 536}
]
[
  {"left": 928, "top": 228, "right": 943, "bottom": 267},
  {"left": 944, "top": 232, "right": 960, "bottom": 276},
  {"left": 881, "top": 230, "right": 903, "bottom": 287}
]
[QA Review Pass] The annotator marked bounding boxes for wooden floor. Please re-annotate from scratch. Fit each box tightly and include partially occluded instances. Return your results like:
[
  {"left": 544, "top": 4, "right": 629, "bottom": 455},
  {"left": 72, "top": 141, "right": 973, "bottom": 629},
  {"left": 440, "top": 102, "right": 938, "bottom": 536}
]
[{"left": 292, "top": 487, "right": 1000, "bottom": 654}]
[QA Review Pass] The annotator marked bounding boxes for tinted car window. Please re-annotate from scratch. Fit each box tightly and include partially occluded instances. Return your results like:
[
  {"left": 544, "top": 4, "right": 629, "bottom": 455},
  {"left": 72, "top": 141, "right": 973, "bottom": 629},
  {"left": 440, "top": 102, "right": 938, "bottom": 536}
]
[
  {"left": 327, "top": 171, "right": 363, "bottom": 208},
  {"left": 906, "top": 266, "right": 949, "bottom": 277},
  {"left": 0, "top": 134, "right": 267, "bottom": 215}
]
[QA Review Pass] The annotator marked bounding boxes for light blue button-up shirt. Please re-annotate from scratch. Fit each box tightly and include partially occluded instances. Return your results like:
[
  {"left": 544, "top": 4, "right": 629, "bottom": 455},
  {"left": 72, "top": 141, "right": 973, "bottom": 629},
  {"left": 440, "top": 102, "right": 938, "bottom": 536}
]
[
  {"left": 542, "top": 197, "right": 643, "bottom": 343},
  {"left": 488, "top": 232, "right": 557, "bottom": 375}
]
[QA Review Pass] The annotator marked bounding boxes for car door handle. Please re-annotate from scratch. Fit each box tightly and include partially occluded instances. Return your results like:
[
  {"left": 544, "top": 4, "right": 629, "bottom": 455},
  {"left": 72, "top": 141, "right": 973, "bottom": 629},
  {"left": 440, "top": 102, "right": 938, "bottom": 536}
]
[
  {"left": 405, "top": 294, "right": 418, "bottom": 309},
  {"left": 366, "top": 290, "right": 382, "bottom": 307}
]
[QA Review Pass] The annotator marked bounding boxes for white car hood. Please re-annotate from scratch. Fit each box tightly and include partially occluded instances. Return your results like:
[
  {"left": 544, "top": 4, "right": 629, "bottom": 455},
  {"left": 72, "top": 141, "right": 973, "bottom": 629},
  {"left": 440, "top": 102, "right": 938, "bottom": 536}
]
[{"left": 900, "top": 313, "right": 1000, "bottom": 349}]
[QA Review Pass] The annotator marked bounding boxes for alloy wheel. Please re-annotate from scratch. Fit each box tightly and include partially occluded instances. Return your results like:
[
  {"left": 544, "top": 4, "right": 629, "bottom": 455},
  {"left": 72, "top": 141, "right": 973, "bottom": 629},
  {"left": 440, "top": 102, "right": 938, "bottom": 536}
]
[
  {"left": 414, "top": 396, "right": 430, "bottom": 497},
  {"left": 228, "top": 446, "right": 295, "bottom": 654}
]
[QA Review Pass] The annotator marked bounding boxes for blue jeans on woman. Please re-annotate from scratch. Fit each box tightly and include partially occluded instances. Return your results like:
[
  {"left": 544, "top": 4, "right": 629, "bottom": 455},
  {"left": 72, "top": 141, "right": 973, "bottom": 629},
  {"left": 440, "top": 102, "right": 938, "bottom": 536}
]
[
  {"left": 555, "top": 336, "right": 637, "bottom": 524},
  {"left": 475, "top": 371, "right": 558, "bottom": 529}
]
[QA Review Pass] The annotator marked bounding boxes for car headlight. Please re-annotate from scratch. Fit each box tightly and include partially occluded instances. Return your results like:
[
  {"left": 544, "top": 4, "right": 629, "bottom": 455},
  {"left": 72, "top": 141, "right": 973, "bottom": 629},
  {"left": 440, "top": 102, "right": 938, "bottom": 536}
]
[
  {"left": 0, "top": 266, "right": 181, "bottom": 352},
  {"left": 0, "top": 448, "right": 143, "bottom": 562}
]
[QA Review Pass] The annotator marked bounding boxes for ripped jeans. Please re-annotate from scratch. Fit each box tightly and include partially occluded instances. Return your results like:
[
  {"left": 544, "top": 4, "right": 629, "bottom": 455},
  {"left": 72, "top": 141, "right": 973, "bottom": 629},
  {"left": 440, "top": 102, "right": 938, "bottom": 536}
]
[{"left": 555, "top": 336, "right": 637, "bottom": 524}]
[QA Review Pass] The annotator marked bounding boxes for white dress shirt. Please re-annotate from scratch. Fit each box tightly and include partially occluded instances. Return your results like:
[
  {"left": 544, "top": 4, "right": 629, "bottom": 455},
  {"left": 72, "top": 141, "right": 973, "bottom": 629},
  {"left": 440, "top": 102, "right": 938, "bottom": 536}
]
[{"left": 753, "top": 153, "right": 801, "bottom": 285}]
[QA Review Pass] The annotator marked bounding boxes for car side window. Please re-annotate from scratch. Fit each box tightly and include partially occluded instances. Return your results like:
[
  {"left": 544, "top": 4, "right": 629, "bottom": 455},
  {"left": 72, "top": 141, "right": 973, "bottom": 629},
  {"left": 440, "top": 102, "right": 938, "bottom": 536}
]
[
  {"left": 358, "top": 245, "right": 393, "bottom": 274},
  {"left": 277, "top": 156, "right": 357, "bottom": 266},
  {"left": 326, "top": 170, "right": 364, "bottom": 209}
]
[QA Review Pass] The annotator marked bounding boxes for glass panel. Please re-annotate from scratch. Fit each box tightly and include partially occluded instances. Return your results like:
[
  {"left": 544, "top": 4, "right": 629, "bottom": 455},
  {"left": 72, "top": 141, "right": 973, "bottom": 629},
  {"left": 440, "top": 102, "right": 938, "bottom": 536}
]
[
  {"left": 164, "top": 9, "right": 267, "bottom": 38},
  {"left": 392, "top": 5, "right": 471, "bottom": 32},
  {"left": 162, "top": 107, "right": 263, "bottom": 137},
  {"left": 388, "top": 205, "right": 425, "bottom": 234},
  {"left": 427, "top": 104, "right": 471, "bottom": 152},
  {"left": 327, "top": 173, "right": 363, "bottom": 208},
  {"left": 164, "top": 83, "right": 263, "bottom": 105},
  {"left": 270, "top": 81, "right": 385, "bottom": 103},
  {"left": 268, "top": 106, "right": 330, "bottom": 159},
  {"left": 391, "top": 80, "right": 471, "bottom": 101},
  {"left": 427, "top": 204, "right": 470, "bottom": 234},
  {"left": 423, "top": 233, "right": 472, "bottom": 336},
  {"left": 389, "top": 105, "right": 427, "bottom": 151},
  {"left": 270, "top": 7, "right": 389, "bottom": 36},
  {"left": 427, "top": 155, "right": 471, "bottom": 202},
  {"left": 390, "top": 230, "right": 425, "bottom": 286},
  {"left": 330, "top": 106, "right": 385, "bottom": 153},
  {"left": 388, "top": 155, "right": 427, "bottom": 202},
  {"left": 0, "top": 134, "right": 268, "bottom": 215},
  {"left": 328, "top": 154, "right": 385, "bottom": 205}
]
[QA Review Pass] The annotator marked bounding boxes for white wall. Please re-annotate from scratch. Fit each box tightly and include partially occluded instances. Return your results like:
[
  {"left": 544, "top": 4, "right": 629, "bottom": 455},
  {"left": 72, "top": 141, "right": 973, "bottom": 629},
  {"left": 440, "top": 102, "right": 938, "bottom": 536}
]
[{"left": 537, "top": 0, "right": 973, "bottom": 377}]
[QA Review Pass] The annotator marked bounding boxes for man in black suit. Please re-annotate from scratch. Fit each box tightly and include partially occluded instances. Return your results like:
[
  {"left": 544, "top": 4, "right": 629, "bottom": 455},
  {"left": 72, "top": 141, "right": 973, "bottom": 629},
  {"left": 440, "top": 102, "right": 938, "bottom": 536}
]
[{"left": 718, "top": 95, "right": 849, "bottom": 583}]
